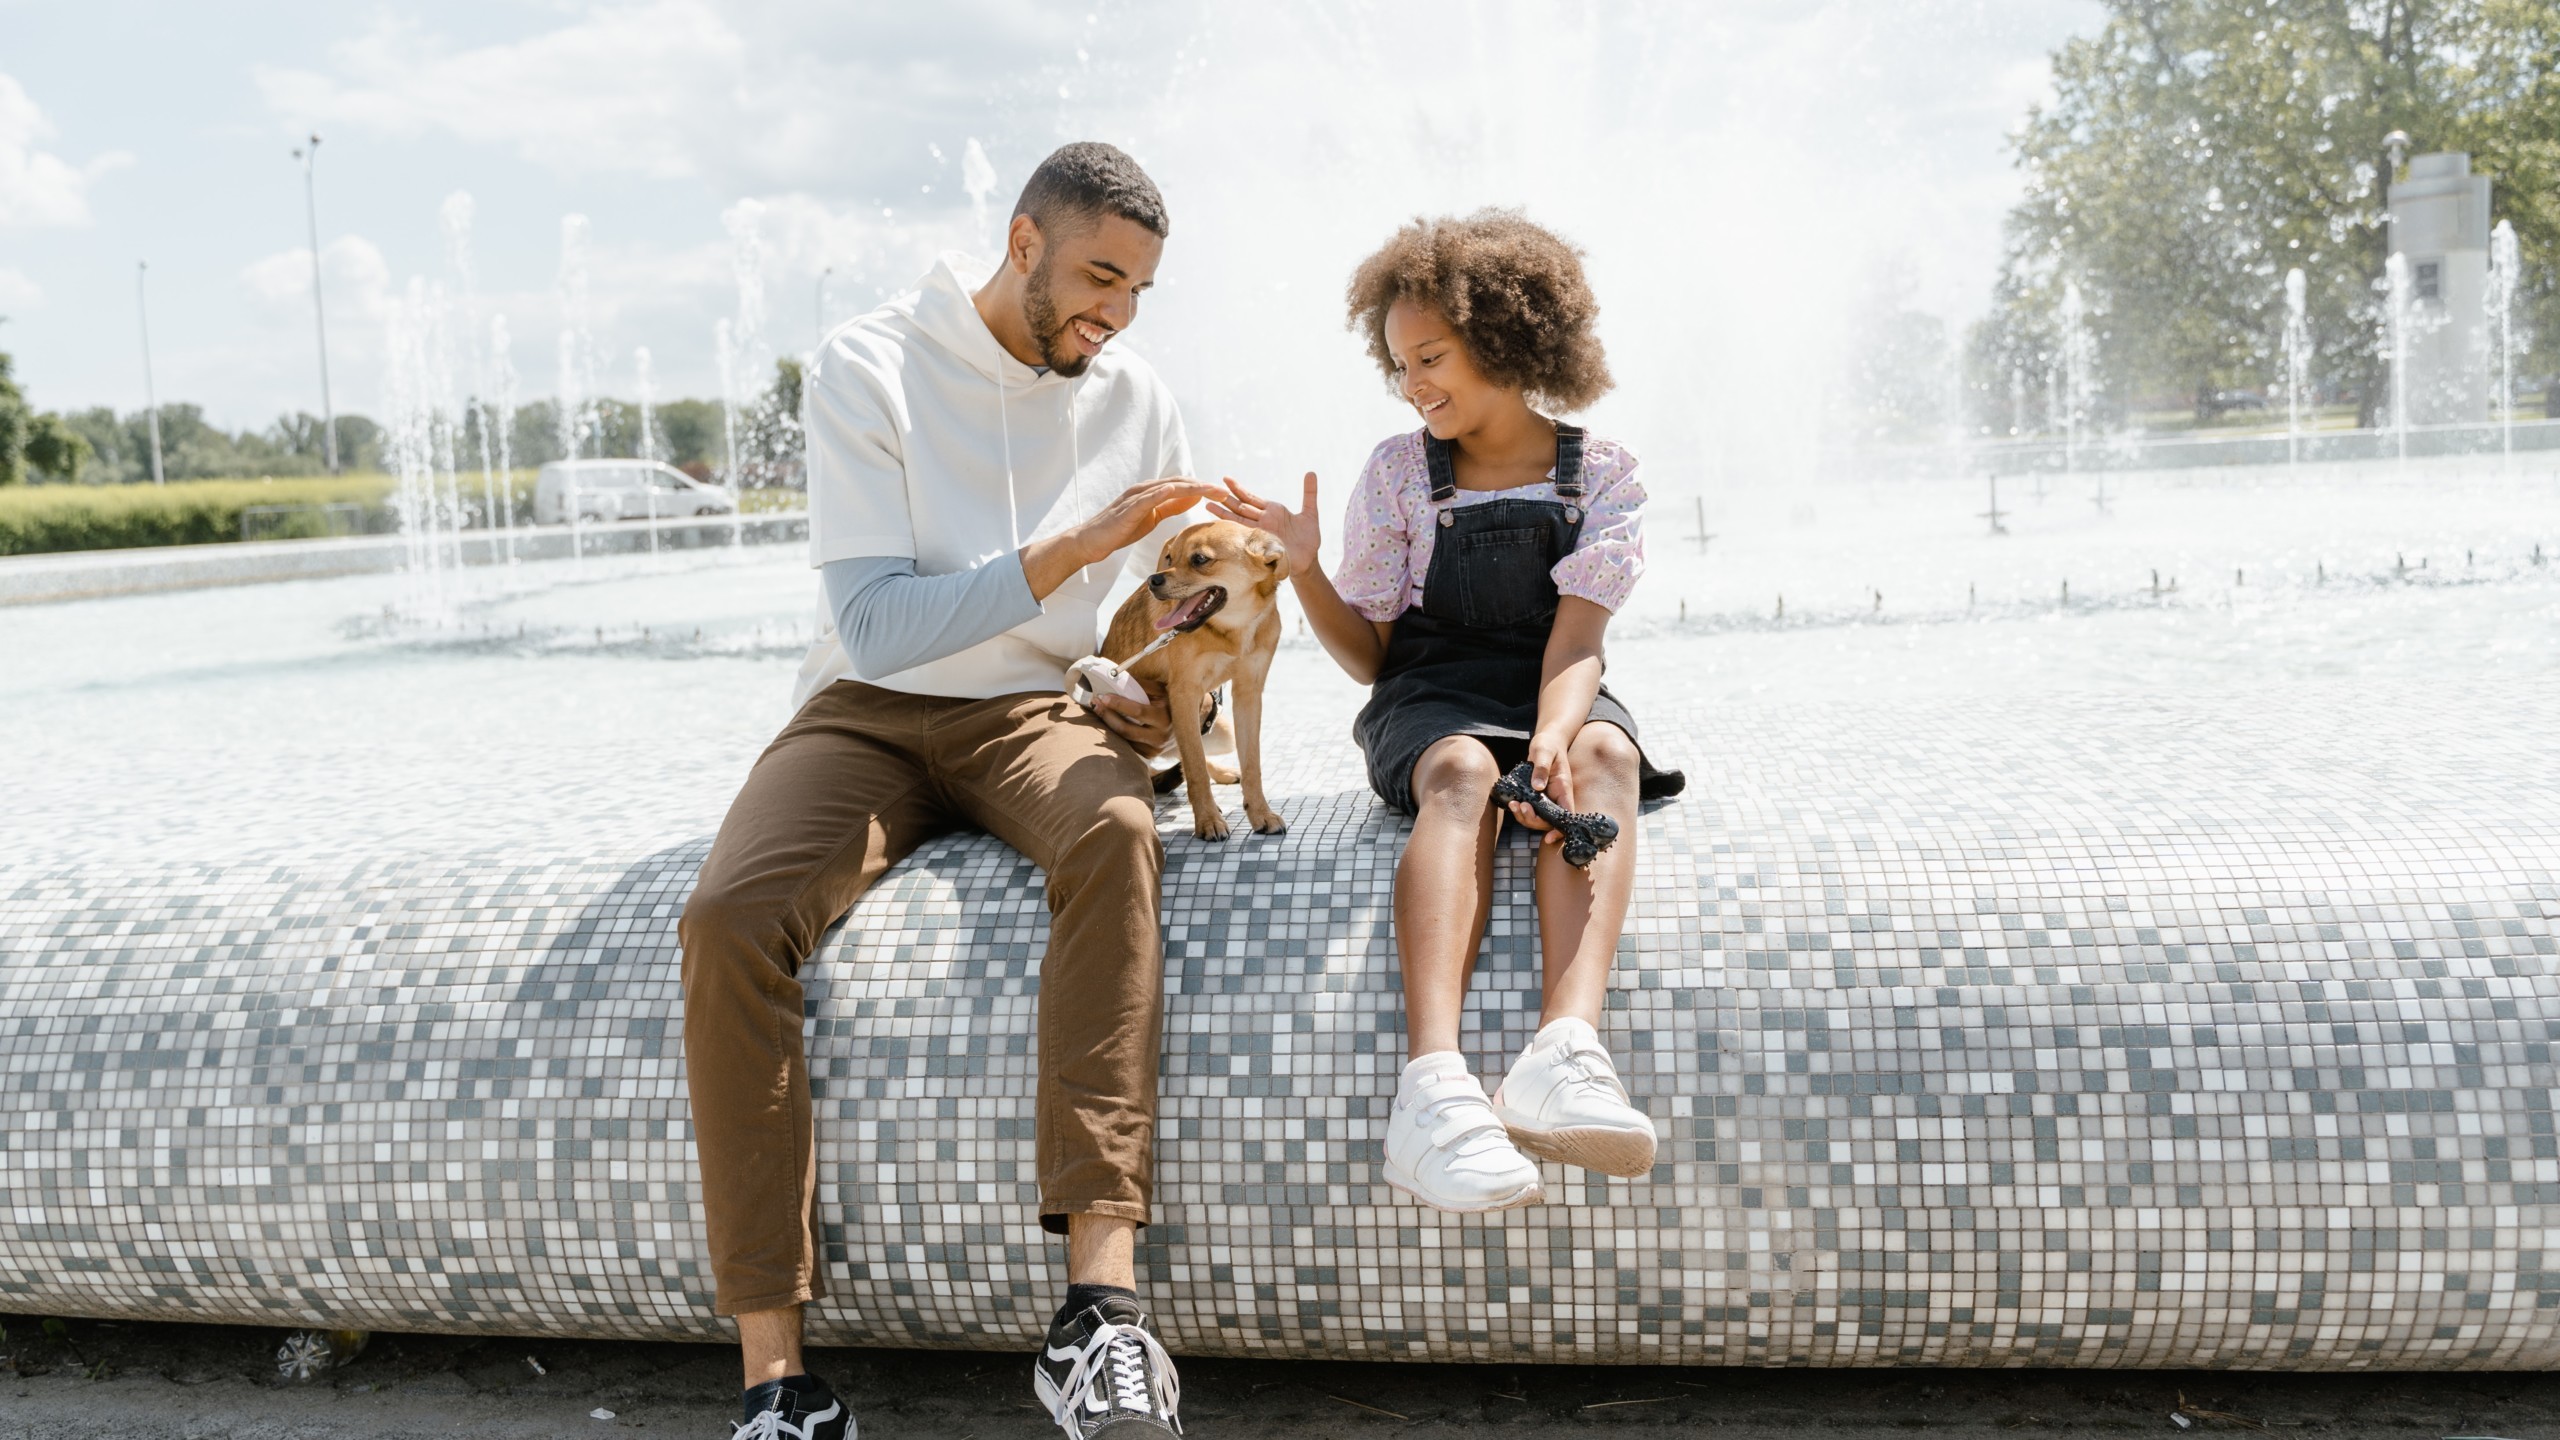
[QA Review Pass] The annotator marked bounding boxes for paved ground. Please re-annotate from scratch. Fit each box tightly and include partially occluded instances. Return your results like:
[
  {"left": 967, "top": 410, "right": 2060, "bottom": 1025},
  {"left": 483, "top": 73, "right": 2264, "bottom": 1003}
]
[{"left": 2, "top": 1316, "right": 2556, "bottom": 1439}]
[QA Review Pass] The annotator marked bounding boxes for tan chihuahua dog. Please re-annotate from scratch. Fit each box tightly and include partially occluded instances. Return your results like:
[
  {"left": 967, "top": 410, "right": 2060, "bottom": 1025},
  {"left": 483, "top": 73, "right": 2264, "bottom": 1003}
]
[{"left": 1100, "top": 520, "right": 1287, "bottom": 840}]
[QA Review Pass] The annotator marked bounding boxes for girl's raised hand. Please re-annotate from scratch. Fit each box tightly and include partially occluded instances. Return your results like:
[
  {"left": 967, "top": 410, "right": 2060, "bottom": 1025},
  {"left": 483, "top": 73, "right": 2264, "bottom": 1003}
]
[{"left": 1208, "top": 473, "right": 1321, "bottom": 578}]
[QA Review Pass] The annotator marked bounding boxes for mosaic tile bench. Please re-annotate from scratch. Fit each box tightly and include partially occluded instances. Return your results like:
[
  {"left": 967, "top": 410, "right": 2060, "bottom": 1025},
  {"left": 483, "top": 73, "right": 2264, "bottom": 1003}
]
[{"left": 4, "top": 691, "right": 2558, "bottom": 1370}]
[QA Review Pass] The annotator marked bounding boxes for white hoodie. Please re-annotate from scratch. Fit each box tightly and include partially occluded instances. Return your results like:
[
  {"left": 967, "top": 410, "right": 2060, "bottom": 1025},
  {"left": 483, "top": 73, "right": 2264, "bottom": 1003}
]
[{"left": 793, "top": 252, "right": 1192, "bottom": 705}]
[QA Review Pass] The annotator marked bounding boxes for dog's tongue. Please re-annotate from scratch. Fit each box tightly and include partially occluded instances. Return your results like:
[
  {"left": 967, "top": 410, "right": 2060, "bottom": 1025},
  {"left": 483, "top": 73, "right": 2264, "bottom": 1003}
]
[{"left": 1154, "top": 589, "right": 1214, "bottom": 632}]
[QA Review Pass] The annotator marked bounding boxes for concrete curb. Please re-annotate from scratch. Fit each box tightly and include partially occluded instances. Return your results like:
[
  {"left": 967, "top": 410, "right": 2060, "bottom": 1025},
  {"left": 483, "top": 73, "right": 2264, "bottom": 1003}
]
[{"left": 0, "top": 513, "right": 810, "bottom": 605}]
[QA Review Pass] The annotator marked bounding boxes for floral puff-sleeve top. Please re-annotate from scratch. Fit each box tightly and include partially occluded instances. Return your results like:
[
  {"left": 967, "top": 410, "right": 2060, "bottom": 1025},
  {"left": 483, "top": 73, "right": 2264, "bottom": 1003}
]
[{"left": 1332, "top": 428, "right": 1647, "bottom": 623}]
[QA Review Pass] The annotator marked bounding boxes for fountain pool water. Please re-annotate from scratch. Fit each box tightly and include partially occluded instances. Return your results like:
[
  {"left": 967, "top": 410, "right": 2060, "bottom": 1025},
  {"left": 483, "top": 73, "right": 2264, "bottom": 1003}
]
[{"left": 7, "top": 451, "right": 2556, "bottom": 870}]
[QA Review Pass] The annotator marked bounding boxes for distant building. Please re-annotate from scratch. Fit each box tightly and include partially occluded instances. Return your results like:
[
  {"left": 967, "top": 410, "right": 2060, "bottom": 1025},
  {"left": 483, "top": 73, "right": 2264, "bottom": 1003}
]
[{"left": 2386, "top": 152, "right": 2492, "bottom": 424}]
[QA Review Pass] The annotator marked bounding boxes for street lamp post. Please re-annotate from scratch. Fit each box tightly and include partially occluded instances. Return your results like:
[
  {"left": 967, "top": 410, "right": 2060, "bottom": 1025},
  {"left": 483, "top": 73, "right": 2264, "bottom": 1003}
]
[
  {"left": 136, "top": 260, "right": 165, "bottom": 485},
  {"left": 291, "top": 133, "right": 339, "bottom": 473},
  {"left": 815, "top": 266, "right": 831, "bottom": 352}
]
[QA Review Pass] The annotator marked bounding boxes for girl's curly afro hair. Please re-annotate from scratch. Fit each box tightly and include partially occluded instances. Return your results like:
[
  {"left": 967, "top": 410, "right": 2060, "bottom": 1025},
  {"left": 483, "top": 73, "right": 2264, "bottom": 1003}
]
[{"left": 1345, "top": 209, "right": 1613, "bottom": 414}]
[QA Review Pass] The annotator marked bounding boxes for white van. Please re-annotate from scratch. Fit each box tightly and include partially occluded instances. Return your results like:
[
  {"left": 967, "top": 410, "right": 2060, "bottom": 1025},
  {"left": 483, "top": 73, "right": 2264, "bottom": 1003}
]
[{"left": 535, "top": 460, "right": 738, "bottom": 524}]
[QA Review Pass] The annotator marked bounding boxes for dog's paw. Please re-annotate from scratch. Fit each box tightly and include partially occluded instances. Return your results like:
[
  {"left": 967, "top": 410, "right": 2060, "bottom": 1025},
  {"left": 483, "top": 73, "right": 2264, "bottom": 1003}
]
[
  {"left": 1208, "top": 762, "right": 1242, "bottom": 785},
  {"left": 1247, "top": 803, "right": 1287, "bottom": 835},
  {"left": 1191, "top": 810, "right": 1232, "bottom": 842}
]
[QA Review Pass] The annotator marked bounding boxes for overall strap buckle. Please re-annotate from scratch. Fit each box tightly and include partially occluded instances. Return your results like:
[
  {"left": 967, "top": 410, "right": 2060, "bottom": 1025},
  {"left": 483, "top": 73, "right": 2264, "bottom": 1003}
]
[
  {"left": 1553, "top": 423, "right": 1588, "bottom": 501},
  {"left": 1422, "top": 433, "right": 1459, "bottom": 503}
]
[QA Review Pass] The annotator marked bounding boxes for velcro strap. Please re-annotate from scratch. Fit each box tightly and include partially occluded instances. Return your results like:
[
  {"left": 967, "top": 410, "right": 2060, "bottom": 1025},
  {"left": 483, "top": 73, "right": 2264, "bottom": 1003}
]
[{"left": 1428, "top": 1111, "right": 1493, "bottom": 1149}]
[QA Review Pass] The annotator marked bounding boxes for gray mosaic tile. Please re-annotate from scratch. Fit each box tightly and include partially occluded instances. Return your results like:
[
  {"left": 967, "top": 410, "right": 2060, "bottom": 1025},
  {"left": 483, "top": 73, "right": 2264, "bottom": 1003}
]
[{"left": 3, "top": 692, "right": 2559, "bottom": 1369}]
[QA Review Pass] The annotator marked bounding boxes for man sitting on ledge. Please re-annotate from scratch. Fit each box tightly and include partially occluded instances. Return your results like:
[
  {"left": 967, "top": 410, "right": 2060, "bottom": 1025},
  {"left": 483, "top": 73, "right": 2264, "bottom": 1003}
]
[{"left": 681, "top": 142, "right": 1218, "bottom": 1440}]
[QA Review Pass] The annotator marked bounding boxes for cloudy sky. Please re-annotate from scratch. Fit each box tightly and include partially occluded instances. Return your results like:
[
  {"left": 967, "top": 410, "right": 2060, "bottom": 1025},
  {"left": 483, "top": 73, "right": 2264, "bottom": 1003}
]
[{"left": 0, "top": 0, "right": 2097, "bottom": 481}]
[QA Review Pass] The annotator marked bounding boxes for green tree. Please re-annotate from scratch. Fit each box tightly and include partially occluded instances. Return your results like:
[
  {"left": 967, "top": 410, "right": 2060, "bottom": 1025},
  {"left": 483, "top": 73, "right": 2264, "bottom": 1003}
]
[
  {"left": 63, "top": 408, "right": 135, "bottom": 483},
  {"left": 735, "top": 358, "right": 806, "bottom": 489},
  {"left": 1974, "top": 0, "right": 2560, "bottom": 428},
  {"left": 0, "top": 350, "right": 26, "bottom": 486},
  {"left": 1838, "top": 257, "right": 1955, "bottom": 443},
  {"left": 24, "top": 413, "right": 91, "bottom": 481},
  {"left": 656, "top": 398, "right": 724, "bottom": 469},
  {"left": 0, "top": 349, "right": 92, "bottom": 484},
  {"left": 507, "top": 400, "right": 564, "bottom": 467}
]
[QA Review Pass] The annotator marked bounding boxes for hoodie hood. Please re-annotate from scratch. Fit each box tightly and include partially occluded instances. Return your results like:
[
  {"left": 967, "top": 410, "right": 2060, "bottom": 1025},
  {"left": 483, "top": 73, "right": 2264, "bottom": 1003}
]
[{"left": 909, "top": 252, "right": 1066, "bottom": 390}]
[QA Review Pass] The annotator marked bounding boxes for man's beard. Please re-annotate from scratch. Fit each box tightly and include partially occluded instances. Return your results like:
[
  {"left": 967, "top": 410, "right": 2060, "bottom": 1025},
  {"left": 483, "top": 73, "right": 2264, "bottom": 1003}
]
[{"left": 1020, "top": 258, "right": 1097, "bottom": 377}]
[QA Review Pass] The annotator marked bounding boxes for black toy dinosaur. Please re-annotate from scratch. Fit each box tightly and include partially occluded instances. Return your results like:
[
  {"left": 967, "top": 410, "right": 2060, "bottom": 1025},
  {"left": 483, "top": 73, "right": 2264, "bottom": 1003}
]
[{"left": 1490, "top": 761, "right": 1620, "bottom": 868}]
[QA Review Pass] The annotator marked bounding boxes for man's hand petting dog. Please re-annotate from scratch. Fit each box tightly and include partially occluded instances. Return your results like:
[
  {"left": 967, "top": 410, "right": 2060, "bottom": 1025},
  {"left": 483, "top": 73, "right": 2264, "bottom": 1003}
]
[
  {"left": 1088, "top": 681, "right": 1177, "bottom": 755},
  {"left": 1022, "top": 476, "right": 1226, "bottom": 600}
]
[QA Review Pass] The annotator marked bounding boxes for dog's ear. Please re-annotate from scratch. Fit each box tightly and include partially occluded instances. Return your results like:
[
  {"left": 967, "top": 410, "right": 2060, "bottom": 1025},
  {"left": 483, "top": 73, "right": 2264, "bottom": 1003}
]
[{"left": 1244, "top": 528, "right": 1287, "bottom": 574}]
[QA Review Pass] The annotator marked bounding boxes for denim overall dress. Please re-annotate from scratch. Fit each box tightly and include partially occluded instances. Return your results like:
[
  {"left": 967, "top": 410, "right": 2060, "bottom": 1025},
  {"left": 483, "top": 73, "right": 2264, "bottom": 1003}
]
[{"left": 1352, "top": 423, "right": 1686, "bottom": 815}]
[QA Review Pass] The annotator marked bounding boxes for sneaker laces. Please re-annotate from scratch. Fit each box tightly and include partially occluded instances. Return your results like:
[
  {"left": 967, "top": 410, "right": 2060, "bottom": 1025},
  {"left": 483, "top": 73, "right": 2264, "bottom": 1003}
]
[
  {"left": 1525, "top": 1031, "right": 1630, "bottom": 1112},
  {"left": 1050, "top": 1319, "right": 1182, "bottom": 1434},
  {"left": 733, "top": 1398, "right": 838, "bottom": 1440}
]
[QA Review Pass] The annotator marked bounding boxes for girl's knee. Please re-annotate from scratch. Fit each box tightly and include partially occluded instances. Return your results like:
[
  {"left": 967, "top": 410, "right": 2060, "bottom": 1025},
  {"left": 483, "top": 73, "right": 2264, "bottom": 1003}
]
[
  {"left": 1411, "top": 738, "right": 1500, "bottom": 807},
  {"left": 1573, "top": 723, "right": 1641, "bottom": 778}
]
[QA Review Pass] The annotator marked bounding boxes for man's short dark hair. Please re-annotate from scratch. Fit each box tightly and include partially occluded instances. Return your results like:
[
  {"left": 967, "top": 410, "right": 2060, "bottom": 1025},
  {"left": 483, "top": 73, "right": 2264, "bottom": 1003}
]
[{"left": 1012, "top": 142, "right": 1169, "bottom": 240}]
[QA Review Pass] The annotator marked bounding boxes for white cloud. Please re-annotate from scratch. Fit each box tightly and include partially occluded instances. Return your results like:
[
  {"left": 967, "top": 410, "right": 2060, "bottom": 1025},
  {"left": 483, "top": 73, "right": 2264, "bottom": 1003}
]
[
  {"left": 0, "top": 267, "right": 42, "bottom": 311},
  {"left": 254, "top": 0, "right": 1069, "bottom": 190},
  {"left": 242, "top": 235, "right": 393, "bottom": 331},
  {"left": 0, "top": 72, "right": 130, "bottom": 229},
  {"left": 257, "top": 4, "right": 740, "bottom": 182}
]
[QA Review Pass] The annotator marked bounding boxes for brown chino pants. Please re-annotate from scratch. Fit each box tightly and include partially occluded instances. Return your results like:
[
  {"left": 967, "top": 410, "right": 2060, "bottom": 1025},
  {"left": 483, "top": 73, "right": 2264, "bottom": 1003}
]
[{"left": 679, "top": 680, "right": 1165, "bottom": 1315}]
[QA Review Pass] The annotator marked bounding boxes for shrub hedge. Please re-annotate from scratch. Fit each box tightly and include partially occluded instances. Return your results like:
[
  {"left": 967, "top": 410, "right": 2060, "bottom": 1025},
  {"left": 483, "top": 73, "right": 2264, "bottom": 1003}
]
[
  {"left": 0, "top": 476, "right": 402, "bottom": 556},
  {"left": 0, "top": 470, "right": 801, "bottom": 556}
]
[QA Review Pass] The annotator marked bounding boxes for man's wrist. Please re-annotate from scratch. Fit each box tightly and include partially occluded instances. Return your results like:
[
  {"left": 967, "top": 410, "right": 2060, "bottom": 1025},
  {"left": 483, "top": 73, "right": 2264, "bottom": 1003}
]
[{"left": 1065, "top": 518, "right": 1118, "bottom": 571}]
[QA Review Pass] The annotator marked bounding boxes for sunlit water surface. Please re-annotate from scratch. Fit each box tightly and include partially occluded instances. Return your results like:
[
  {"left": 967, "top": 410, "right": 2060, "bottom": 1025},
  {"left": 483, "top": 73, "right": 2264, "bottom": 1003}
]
[{"left": 6, "top": 458, "right": 2555, "bottom": 866}]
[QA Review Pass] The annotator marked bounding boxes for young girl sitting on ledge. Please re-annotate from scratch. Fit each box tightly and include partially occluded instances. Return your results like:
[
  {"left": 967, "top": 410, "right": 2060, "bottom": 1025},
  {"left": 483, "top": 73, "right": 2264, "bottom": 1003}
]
[{"left": 1212, "top": 210, "right": 1684, "bottom": 1212}]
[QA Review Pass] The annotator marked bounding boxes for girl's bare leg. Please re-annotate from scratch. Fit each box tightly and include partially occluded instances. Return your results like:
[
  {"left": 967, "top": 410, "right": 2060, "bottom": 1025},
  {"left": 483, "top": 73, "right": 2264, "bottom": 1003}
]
[
  {"left": 1399, "top": 736, "right": 1504, "bottom": 1059},
  {"left": 1532, "top": 723, "right": 1642, "bottom": 1027}
]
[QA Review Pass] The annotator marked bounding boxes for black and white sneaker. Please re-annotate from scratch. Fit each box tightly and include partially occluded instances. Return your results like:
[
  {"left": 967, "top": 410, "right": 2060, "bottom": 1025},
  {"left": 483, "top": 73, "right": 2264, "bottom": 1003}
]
[
  {"left": 1034, "top": 1295, "right": 1183, "bottom": 1438},
  {"left": 734, "top": 1374, "right": 854, "bottom": 1440}
]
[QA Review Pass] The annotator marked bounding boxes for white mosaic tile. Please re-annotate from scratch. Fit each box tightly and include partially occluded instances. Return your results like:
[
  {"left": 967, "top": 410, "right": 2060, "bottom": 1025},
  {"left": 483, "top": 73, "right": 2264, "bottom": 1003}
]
[{"left": 3, "top": 687, "right": 2559, "bottom": 1369}]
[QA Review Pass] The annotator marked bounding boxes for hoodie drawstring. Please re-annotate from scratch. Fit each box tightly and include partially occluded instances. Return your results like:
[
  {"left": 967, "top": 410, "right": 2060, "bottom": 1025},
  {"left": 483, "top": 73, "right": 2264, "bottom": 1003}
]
[
  {"left": 1066, "top": 377, "right": 1090, "bottom": 586},
  {"left": 988, "top": 299, "right": 1091, "bottom": 583},
  {"left": 994, "top": 335, "right": 1021, "bottom": 549}
]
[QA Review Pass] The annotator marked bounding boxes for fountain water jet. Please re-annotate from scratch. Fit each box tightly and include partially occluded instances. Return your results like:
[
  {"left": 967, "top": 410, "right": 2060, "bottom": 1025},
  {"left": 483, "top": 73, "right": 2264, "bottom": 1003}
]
[
  {"left": 423, "top": 279, "right": 466, "bottom": 577},
  {"left": 2057, "top": 279, "right": 2096, "bottom": 501},
  {"left": 715, "top": 317, "right": 737, "bottom": 523},
  {"left": 637, "top": 345, "right": 660, "bottom": 557},
  {"left": 556, "top": 215, "right": 598, "bottom": 559},
  {"left": 489, "top": 315, "right": 519, "bottom": 563},
  {"left": 2488, "top": 219, "right": 2522, "bottom": 466},
  {"left": 720, "top": 199, "right": 771, "bottom": 546},
  {"left": 440, "top": 192, "right": 504, "bottom": 542},
  {"left": 636, "top": 346, "right": 659, "bottom": 464},
  {"left": 963, "top": 138, "right": 999, "bottom": 240},
  {"left": 2384, "top": 252, "right": 2412, "bottom": 465},
  {"left": 2283, "top": 267, "right": 2309, "bottom": 466},
  {"left": 382, "top": 277, "right": 469, "bottom": 616}
]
